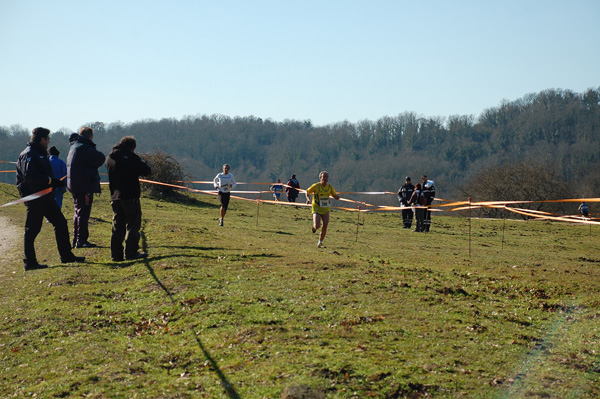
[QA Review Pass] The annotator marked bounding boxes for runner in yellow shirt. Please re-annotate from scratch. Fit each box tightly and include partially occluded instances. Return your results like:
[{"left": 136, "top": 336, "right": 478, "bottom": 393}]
[{"left": 305, "top": 171, "right": 340, "bottom": 248}]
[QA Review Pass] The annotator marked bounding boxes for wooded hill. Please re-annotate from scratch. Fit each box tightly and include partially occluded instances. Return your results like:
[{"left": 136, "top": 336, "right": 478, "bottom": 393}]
[{"left": 2, "top": 88, "right": 599, "bottom": 202}]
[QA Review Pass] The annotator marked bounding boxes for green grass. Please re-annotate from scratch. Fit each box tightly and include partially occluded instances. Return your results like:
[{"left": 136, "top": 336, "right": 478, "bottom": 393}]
[{"left": 0, "top": 183, "right": 599, "bottom": 398}]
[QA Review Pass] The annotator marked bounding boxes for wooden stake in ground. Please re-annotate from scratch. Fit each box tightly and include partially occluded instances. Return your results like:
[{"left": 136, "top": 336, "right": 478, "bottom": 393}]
[
  {"left": 468, "top": 197, "right": 472, "bottom": 258},
  {"left": 502, "top": 207, "right": 507, "bottom": 250},
  {"left": 256, "top": 194, "right": 260, "bottom": 227},
  {"left": 356, "top": 205, "right": 361, "bottom": 242}
]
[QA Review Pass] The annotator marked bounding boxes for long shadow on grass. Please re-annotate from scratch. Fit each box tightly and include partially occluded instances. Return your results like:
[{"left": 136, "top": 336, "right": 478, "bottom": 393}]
[
  {"left": 139, "top": 228, "right": 241, "bottom": 399},
  {"left": 142, "top": 258, "right": 175, "bottom": 302},
  {"left": 90, "top": 216, "right": 111, "bottom": 224},
  {"left": 159, "top": 245, "right": 225, "bottom": 251}
]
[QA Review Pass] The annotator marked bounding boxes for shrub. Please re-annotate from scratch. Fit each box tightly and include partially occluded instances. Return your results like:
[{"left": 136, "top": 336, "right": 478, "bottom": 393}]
[{"left": 139, "top": 150, "right": 186, "bottom": 198}]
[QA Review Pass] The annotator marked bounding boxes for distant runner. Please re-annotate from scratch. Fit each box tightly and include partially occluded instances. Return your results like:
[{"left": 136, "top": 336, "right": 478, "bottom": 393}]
[
  {"left": 578, "top": 202, "right": 589, "bottom": 218},
  {"left": 271, "top": 179, "right": 283, "bottom": 201},
  {"left": 214, "top": 164, "right": 236, "bottom": 226}
]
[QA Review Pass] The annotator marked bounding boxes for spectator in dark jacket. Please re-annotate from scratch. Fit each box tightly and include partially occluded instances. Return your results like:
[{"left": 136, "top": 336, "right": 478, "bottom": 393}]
[
  {"left": 105, "top": 136, "right": 151, "bottom": 261},
  {"left": 16, "top": 127, "right": 84, "bottom": 270},
  {"left": 67, "top": 127, "right": 105, "bottom": 248},
  {"left": 398, "top": 176, "right": 415, "bottom": 228},
  {"left": 286, "top": 174, "right": 300, "bottom": 202}
]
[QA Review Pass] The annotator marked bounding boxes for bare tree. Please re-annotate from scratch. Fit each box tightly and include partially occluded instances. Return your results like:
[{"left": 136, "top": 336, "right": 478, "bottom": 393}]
[{"left": 463, "top": 159, "right": 571, "bottom": 218}]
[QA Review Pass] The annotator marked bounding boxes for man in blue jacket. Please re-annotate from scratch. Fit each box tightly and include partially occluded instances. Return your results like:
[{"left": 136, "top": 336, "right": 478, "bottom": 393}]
[
  {"left": 67, "top": 127, "right": 105, "bottom": 248},
  {"left": 16, "top": 127, "right": 85, "bottom": 270},
  {"left": 48, "top": 146, "right": 67, "bottom": 209}
]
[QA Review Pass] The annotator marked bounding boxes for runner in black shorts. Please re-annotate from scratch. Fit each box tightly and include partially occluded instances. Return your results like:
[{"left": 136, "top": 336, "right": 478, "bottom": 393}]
[{"left": 213, "top": 164, "right": 236, "bottom": 226}]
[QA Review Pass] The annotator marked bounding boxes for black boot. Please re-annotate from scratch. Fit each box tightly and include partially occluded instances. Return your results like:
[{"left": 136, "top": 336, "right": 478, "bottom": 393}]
[
  {"left": 61, "top": 254, "right": 86, "bottom": 263},
  {"left": 24, "top": 260, "right": 48, "bottom": 271}
]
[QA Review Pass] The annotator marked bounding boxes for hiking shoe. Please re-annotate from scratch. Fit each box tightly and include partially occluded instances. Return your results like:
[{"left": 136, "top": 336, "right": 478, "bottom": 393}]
[
  {"left": 125, "top": 252, "right": 148, "bottom": 260},
  {"left": 24, "top": 263, "right": 48, "bottom": 271},
  {"left": 61, "top": 255, "right": 85, "bottom": 263},
  {"left": 219, "top": 218, "right": 224, "bottom": 226}
]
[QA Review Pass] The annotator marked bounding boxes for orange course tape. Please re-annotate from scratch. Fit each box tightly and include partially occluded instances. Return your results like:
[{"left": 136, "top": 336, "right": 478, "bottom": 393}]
[
  {"left": 5, "top": 171, "right": 595, "bottom": 225},
  {"left": 140, "top": 178, "right": 600, "bottom": 223},
  {"left": 0, "top": 188, "right": 53, "bottom": 208}
]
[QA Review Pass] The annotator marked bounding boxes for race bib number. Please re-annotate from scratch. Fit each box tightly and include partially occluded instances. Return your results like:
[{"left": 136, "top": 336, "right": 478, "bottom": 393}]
[
  {"left": 220, "top": 183, "right": 230, "bottom": 193},
  {"left": 319, "top": 197, "right": 331, "bottom": 208}
]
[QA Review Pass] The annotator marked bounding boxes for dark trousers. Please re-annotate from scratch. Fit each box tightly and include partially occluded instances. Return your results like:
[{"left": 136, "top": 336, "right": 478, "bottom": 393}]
[
  {"left": 415, "top": 207, "right": 426, "bottom": 232},
  {"left": 72, "top": 193, "right": 93, "bottom": 245},
  {"left": 24, "top": 195, "right": 72, "bottom": 265},
  {"left": 111, "top": 198, "right": 142, "bottom": 259},
  {"left": 401, "top": 208, "right": 413, "bottom": 228},
  {"left": 424, "top": 209, "right": 432, "bottom": 232}
]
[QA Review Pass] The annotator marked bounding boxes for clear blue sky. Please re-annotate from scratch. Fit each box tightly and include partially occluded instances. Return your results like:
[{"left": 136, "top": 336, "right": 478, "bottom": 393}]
[{"left": 1, "top": 0, "right": 598, "bottom": 133}]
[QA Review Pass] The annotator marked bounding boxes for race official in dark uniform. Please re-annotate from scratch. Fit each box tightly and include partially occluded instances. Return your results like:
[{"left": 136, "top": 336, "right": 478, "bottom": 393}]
[
  {"left": 421, "top": 175, "right": 436, "bottom": 232},
  {"left": 398, "top": 176, "right": 414, "bottom": 228},
  {"left": 16, "top": 127, "right": 85, "bottom": 270}
]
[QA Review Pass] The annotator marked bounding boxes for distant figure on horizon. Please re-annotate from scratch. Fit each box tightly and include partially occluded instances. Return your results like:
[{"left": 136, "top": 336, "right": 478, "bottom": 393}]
[
  {"left": 214, "top": 164, "right": 236, "bottom": 226},
  {"left": 286, "top": 174, "right": 300, "bottom": 202},
  {"left": 48, "top": 146, "right": 67, "bottom": 210}
]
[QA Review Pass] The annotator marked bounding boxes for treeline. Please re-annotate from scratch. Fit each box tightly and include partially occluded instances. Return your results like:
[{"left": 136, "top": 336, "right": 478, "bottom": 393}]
[{"left": 1, "top": 88, "right": 599, "bottom": 204}]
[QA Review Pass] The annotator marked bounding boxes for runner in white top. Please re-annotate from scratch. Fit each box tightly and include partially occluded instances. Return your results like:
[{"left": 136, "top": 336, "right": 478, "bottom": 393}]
[{"left": 213, "top": 164, "right": 236, "bottom": 226}]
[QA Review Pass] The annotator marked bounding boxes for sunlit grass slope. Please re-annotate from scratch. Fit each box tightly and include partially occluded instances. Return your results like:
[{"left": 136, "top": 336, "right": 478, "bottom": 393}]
[{"left": 0, "top": 183, "right": 599, "bottom": 398}]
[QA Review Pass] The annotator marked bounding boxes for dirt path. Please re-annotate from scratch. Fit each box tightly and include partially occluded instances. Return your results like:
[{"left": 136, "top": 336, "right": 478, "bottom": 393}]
[{"left": 0, "top": 216, "right": 20, "bottom": 264}]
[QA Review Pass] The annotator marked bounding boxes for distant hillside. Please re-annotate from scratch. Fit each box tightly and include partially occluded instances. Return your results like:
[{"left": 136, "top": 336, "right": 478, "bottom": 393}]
[{"left": 2, "top": 88, "right": 599, "bottom": 200}]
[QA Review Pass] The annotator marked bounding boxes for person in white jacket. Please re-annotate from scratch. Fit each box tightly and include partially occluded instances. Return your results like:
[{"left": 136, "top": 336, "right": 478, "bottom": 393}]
[{"left": 213, "top": 164, "right": 236, "bottom": 226}]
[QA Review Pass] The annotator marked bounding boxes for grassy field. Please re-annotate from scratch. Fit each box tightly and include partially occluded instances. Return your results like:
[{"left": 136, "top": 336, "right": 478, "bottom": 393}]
[{"left": 0, "top": 182, "right": 599, "bottom": 398}]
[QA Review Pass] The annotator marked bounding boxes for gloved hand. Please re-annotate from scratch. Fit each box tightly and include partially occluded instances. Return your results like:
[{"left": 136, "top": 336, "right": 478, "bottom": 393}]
[{"left": 51, "top": 178, "right": 65, "bottom": 188}]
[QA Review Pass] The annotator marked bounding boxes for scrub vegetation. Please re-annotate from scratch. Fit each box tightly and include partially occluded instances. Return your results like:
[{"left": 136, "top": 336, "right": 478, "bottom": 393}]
[
  {"left": 0, "top": 184, "right": 599, "bottom": 398},
  {"left": 2, "top": 88, "right": 600, "bottom": 202}
]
